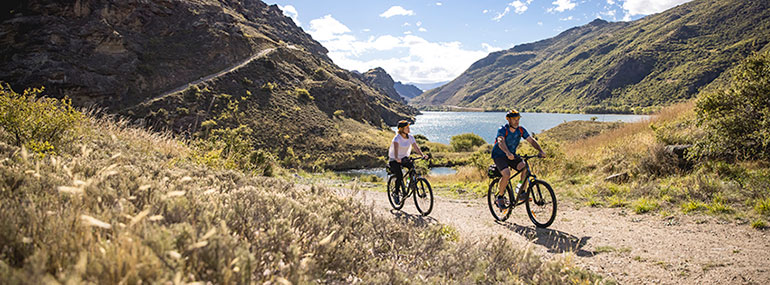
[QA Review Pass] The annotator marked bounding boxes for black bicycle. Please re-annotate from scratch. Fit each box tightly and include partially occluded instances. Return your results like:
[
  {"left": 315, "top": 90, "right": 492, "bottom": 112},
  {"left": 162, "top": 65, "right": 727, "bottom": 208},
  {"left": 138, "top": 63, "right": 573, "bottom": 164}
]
[
  {"left": 386, "top": 156, "right": 434, "bottom": 216},
  {"left": 487, "top": 155, "right": 557, "bottom": 228}
]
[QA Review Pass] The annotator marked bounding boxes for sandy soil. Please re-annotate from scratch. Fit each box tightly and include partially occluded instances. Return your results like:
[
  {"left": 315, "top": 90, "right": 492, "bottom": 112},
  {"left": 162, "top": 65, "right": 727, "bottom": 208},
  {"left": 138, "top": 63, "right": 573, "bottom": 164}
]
[{"left": 330, "top": 183, "right": 770, "bottom": 284}]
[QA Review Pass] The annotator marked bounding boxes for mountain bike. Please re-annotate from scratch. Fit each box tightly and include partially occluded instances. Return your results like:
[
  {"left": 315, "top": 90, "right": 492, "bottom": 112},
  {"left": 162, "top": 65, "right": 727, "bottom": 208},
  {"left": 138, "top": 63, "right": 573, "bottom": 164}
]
[
  {"left": 386, "top": 156, "right": 434, "bottom": 216},
  {"left": 487, "top": 155, "right": 557, "bottom": 228}
]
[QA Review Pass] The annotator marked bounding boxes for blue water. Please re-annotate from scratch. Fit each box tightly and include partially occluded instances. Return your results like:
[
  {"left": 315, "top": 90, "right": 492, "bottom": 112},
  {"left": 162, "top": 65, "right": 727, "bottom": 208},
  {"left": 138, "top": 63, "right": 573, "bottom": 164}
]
[{"left": 408, "top": 111, "right": 650, "bottom": 144}]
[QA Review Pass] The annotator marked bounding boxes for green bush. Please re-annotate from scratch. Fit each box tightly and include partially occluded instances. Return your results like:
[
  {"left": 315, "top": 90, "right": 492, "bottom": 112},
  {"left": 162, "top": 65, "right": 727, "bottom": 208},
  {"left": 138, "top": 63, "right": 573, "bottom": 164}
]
[
  {"left": 450, "top": 133, "right": 485, "bottom": 152},
  {"left": 333, "top": 110, "right": 344, "bottom": 117},
  {"left": 0, "top": 83, "right": 84, "bottom": 155},
  {"left": 295, "top": 88, "right": 314, "bottom": 101},
  {"left": 693, "top": 51, "right": 770, "bottom": 161}
]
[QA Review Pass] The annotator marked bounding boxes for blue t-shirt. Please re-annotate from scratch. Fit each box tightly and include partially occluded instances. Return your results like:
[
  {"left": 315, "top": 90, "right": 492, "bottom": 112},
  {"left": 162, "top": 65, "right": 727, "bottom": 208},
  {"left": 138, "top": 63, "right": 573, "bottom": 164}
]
[{"left": 491, "top": 124, "right": 530, "bottom": 158}]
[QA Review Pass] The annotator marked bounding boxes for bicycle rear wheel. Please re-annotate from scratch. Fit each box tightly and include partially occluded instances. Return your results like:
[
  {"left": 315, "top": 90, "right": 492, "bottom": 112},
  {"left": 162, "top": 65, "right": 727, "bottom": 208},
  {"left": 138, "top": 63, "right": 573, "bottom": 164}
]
[
  {"left": 387, "top": 175, "right": 405, "bottom": 210},
  {"left": 413, "top": 178, "right": 433, "bottom": 216},
  {"left": 524, "top": 180, "right": 557, "bottom": 228},
  {"left": 487, "top": 178, "right": 514, "bottom": 221}
]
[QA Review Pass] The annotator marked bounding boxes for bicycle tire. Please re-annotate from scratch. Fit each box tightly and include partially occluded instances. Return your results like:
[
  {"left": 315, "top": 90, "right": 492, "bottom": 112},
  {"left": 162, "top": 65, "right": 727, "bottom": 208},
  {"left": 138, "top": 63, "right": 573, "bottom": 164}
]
[
  {"left": 413, "top": 178, "right": 433, "bottom": 216},
  {"left": 487, "top": 178, "right": 514, "bottom": 221},
  {"left": 524, "top": 179, "right": 557, "bottom": 228},
  {"left": 387, "top": 175, "right": 405, "bottom": 210}
]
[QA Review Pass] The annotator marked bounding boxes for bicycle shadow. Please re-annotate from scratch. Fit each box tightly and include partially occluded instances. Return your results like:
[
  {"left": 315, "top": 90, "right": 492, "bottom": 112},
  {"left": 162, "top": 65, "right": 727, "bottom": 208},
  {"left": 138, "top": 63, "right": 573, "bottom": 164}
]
[
  {"left": 389, "top": 209, "right": 438, "bottom": 228},
  {"left": 497, "top": 221, "right": 595, "bottom": 257}
]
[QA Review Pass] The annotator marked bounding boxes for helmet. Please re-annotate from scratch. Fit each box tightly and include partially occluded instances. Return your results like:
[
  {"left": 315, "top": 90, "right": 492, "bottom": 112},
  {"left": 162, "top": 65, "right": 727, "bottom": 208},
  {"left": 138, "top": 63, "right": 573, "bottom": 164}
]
[
  {"left": 397, "top": 120, "right": 410, "bottom": 128},
  {"left": 506, "top": 109, "right": 521, "bottom": 118}
]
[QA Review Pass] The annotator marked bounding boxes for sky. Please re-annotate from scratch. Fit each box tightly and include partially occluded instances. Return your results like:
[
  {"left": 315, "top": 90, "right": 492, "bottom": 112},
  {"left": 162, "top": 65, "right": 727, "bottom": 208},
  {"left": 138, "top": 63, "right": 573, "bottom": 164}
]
[{"left": 265, "top": 0, "right": 692, "bottom": 85}]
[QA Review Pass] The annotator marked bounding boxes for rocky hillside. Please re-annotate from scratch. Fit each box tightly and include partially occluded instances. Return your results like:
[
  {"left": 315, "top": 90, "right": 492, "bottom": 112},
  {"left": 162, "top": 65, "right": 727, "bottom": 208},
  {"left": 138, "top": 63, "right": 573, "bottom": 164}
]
[
  {"left": 0, "top": 0, "right": 417, "bottom": 168},
  {"left": 360, "top": 67, "right": 403, "bottom": 102},
  {"left": 411, "top": 0, "right": 770, "bottom": 113},
  {"left": 394, "top": 81, "right": 423, "bottom": 100}
]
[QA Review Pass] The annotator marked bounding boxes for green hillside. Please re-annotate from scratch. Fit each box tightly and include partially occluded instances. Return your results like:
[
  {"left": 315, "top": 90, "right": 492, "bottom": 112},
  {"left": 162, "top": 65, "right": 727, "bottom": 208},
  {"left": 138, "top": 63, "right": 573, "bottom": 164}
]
[{"left": 412, "top": 0, "right": 770, "bottom": 113}]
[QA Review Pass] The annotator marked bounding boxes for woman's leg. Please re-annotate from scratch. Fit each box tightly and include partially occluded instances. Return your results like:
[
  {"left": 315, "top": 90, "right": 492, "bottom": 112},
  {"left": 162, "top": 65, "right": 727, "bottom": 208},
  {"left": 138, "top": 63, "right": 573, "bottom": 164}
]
[{"left": 389, "top": 160, "right": 404, "bottom": 191}]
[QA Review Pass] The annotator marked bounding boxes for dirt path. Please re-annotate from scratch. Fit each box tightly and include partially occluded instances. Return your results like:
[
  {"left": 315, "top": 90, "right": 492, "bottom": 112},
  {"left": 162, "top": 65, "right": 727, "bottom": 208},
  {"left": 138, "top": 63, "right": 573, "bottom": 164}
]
[
  {"left": 140, "top": 47, "right": 277, "bottom": 105},
  {"left": 336, "top": 185, "right": 770, "bottom": 284}
]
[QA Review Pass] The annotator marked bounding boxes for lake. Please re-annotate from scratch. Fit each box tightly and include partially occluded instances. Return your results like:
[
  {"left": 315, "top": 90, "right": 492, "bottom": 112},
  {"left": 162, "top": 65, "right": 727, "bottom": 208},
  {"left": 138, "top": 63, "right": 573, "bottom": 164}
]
[{"left": 408, "top": 111, "right": 650, "bottom": 144}]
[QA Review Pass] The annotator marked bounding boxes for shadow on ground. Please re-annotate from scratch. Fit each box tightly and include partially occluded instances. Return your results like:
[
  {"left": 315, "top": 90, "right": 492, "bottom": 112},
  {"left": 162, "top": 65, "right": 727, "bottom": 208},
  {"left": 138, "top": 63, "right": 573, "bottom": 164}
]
[
  {"left": 390, "top": 209, "right": 438, "bottom": 227},
  {"left": 499, "top": 221, "right": 595, "bottom": 256}
]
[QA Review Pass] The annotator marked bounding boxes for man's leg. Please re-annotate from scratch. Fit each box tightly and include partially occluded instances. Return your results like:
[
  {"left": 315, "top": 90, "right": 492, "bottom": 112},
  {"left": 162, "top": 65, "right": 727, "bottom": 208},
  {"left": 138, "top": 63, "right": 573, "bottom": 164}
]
[
  {"left": 517, "top": 161, "right": 528, "bottom": 193},
  {"left": 497, "top": 167, "right": 511, "bottom": 196}
]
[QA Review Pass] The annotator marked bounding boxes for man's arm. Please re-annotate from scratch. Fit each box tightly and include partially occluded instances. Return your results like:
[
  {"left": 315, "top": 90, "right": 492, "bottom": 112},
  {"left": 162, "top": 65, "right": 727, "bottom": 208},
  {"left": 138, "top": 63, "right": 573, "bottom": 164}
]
[
  {"left": 498, "top": 136, "right": 515, "bottom": 159},
  {"left": 525, "top": 137, "right": 546, "bottom": 157}
]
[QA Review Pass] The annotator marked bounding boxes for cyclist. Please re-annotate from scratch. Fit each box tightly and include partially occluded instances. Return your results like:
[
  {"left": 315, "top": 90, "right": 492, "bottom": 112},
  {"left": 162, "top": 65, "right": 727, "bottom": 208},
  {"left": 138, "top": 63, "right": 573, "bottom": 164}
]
[
  {"left": 389, "top": 120, "right": 428, "bottom": 204},
  {"left": 492, "top": 110, "right": 546, "bottom": 209}
]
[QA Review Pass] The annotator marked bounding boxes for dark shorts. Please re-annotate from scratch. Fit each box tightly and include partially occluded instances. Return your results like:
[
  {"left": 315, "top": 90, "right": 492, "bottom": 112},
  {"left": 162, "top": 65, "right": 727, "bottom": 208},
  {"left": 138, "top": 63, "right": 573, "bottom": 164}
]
[{"left": 493, "top": 155, "right": 523, "bottom": 172}]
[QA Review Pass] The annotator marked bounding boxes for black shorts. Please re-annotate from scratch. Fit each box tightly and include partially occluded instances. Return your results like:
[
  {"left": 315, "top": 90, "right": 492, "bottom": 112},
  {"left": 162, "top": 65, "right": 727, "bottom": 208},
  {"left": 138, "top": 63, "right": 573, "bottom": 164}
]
[{"left": 493, "top": 155, "right": 523, "bottom": 172}]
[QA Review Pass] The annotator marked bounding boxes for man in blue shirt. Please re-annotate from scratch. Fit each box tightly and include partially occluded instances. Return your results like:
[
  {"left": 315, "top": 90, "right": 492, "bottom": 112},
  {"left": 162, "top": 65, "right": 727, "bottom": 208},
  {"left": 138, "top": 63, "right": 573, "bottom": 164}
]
[{"left": 491, "top": 110, "right": 546, "bottom": 209}]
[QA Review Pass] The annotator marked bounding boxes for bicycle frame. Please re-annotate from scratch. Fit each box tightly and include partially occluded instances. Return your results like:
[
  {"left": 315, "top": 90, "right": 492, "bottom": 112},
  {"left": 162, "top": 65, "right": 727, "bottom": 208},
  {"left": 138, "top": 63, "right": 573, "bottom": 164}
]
[{"left": 501, "top": 155, "right": 540, "bottom": 206}]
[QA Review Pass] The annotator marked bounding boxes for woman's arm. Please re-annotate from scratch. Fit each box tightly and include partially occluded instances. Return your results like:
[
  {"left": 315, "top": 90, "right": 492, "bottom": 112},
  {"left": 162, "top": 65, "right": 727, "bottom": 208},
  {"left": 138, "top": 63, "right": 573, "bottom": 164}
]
[{"left": 393, "top": 141, "right": 401, "bottom": 163}]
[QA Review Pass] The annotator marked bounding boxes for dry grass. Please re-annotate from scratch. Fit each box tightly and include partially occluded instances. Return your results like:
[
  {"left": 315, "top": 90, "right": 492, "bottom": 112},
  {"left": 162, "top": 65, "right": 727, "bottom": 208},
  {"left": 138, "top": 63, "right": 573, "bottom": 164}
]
[{"left": 0, "top": 112, "right": 603, "bottom": 283}]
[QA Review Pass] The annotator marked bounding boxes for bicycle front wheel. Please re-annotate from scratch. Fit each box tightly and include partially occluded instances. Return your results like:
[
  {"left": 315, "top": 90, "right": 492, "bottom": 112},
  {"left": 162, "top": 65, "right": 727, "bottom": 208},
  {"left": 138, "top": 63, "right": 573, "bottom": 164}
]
[
  {"left": 413, "top": 178, "right": 433, "bottom": 216},
  {"left": 387, "top": 175, "right": 405, "bottom": 210},
  {"left": 525, "top": 179, "right": 557, "bottom": 228},
  {"left": 487, "top": 178, "right": 514, "bottom": 222}
]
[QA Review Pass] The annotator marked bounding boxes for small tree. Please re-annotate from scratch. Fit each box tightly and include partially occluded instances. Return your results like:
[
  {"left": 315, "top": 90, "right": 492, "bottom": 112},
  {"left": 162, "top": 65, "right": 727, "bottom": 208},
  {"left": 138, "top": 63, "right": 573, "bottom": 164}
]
[
  {"left": 692, "top": 51, "right": 770, "bottom": 161},
  {"left": 450, "top": 133, "right": 486, "bottom": 152},
  {"left": 0, "top": 83, "right": 84, "bottom": 154}
]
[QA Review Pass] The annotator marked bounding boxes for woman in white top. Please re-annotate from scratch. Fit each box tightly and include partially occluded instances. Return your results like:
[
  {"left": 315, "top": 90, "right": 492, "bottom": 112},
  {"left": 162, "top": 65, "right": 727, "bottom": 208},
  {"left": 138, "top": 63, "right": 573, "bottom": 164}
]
[{"left": 388, "top": 120, "right": 428, "bottom": 203}]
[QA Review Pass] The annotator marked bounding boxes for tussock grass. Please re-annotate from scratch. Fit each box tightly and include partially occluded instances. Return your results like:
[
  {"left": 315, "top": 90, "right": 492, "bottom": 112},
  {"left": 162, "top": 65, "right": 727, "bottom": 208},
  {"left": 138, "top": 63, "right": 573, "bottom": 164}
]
[{"left": 0, "top": 110, "right": 602, "bottom": 282}]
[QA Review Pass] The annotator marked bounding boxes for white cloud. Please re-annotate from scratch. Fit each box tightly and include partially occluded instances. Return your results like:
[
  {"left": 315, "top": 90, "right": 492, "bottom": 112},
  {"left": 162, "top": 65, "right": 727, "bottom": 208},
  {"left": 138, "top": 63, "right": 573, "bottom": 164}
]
[
  {"left": 492, "top": 0, "right": 532, "bottom": 21},
  {"left": 622, "top": 0, "right": 692, "bottom": 16},
  {"left": 307, "top": 15, "right": 499, "bottom": 83},
  {"left": 418, "top": 27, "right": 427, "bottom": 32},
  {"left": 362, "top": 28, "right": 371, "bottom": 32},
  {"left": 308, "top": 15, "right": 350, "bottom": 41},
  {"left": 511, "top": 1, "right": 529, "bottom": 14},
  {"left": 483, "top": 9, "right": 489, "bottom": 14},
  {"left": 404, "top": 31, "right": 413, "bottom": 35},
  {"left": 402, "top": 22, "right": 411, "bottom": 27},
  {"left": 607, "top": 0, "right": 616, "bottom": 4},
  {"left": 416, "top": 21, "right": 422, "bottom": 27},
  {"left": 559, "top": 16, "right": 574, "bottom": 21},
  {"left": 549, "top": 0, "right": 577, "bottom": 13},
  {"left": 380, "top": 6, "right": 415, "bottom": 18},
  {"left": 492, "top": 7, "right": 510, "bottom": 21},
  {"left": 436, "top": 2, "right": 443, "bottom": 6},
  {"left": 537, "top": 21, "right": 543, "bottom": 26},
  {"left": 622, "top": 13, "right": 632, "bottom": 21},
  {"left": 278, "top": 5, "right": 300, "bottom": 26}
]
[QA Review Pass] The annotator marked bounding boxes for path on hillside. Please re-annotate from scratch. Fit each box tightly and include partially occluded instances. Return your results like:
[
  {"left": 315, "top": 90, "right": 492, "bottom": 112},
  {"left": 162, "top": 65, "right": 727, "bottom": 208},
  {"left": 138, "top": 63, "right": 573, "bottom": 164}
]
[
  {"left": 334, "top": 185, "right": 769, "bottom": 284},
  {"left": 140, "top": 47, "right": 279, "bottom": 106}
]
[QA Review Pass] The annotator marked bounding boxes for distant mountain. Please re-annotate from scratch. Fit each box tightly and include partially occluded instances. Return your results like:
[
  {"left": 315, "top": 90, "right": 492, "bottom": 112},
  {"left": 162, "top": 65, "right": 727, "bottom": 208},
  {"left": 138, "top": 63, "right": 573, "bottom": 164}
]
[
  {"left": 394, "top": 81, "right": 423, "bottom": 100},
  {"left": 409, "top": 81, "right": 449, "bottom": 92},
  {"left": 411, "top": 0, "right": 770, "bottom": 113},
  {"left": 361, "top": 67, "right": 404, "bottom": 102},
  {"left": 0, "top": 0, "right": 417, "bottom": 168}
]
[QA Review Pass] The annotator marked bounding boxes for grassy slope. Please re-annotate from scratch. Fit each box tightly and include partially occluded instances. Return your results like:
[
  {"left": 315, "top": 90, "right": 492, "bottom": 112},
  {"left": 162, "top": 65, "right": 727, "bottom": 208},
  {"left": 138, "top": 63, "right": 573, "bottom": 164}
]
[
  {"left": 413, "top": 0, "right": 770, "bottom": 113},
  {"left": 0, "top": 113, "right": 602, "bottom": 283}
]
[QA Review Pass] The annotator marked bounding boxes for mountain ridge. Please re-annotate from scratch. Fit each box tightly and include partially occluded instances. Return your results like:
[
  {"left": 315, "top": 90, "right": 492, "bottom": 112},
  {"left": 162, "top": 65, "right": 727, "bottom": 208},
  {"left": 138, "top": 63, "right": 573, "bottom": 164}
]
[{"left": 411, "top": 0, "right": 770, "bottom": 113}]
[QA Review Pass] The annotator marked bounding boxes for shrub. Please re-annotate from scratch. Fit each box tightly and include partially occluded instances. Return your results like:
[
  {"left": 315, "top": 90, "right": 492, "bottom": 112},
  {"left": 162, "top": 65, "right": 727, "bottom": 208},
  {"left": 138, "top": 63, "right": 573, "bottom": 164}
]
[
  {"left": 261, "top": 82, "right": 276, "bottom": 92},
  {"left": 295, "top": 88, "right": 314, "bottom": 101},
  {"left": 333, "top": 110, "right": 344, "bottom": 117},
  {"left": 450, "top": 133, "right": 485, "bottom": 152},
  {"left": 681, "top": 200, "right": 708, "bottom": 213},
  {"left": 692, "top": 50, "right": 770, "bottom": 161},
  {"left": 755, "top": 198, "right": 770, "bottom": 216},
  {"left": 632, "top": 197, "right": 659, "bottom": 214},
  {"left": 752, "top": 219, "right": 767, "bottom": 230},
  {"left": 0, "top": 83, "right": 84, "bottom": 155}
]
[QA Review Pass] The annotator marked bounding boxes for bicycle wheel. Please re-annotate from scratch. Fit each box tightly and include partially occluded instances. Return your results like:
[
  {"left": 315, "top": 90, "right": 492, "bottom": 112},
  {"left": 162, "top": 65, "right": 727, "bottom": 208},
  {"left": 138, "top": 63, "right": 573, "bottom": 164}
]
[
  {"left": 487, "top": 178, "right": 514, "bottom": 221},
  {"left": 525, "top": 179, "right": 557, "bottom": 228},
  {"left": 387, "top": 175, "right": 405, "bottom": 210},
  {"left": 413, "top": 178, "right": 433, "bottom": 216}
]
